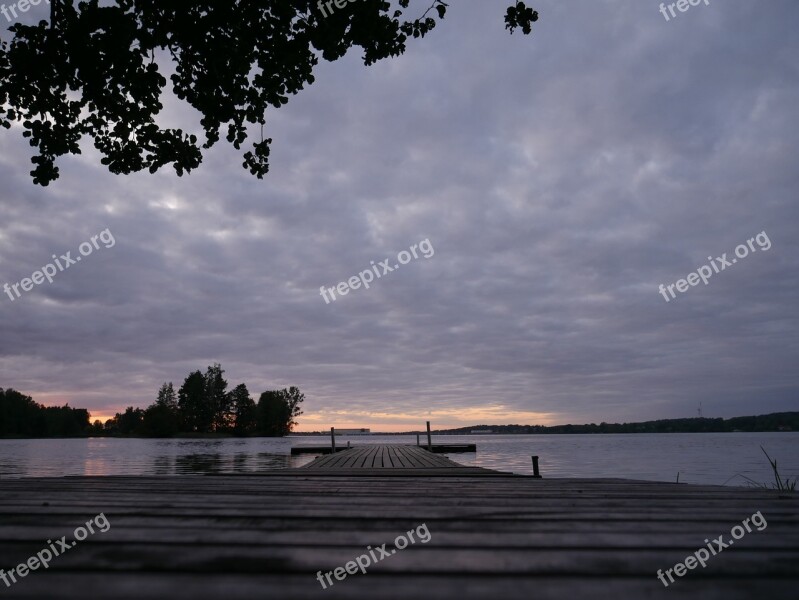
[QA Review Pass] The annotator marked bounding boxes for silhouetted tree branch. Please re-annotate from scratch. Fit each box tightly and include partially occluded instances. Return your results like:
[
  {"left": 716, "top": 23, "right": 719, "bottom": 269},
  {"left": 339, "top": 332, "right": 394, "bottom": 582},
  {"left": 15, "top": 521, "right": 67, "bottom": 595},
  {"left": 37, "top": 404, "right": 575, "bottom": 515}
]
[{"left": 0, "top": 0, "right": 537, "bottom": 185}]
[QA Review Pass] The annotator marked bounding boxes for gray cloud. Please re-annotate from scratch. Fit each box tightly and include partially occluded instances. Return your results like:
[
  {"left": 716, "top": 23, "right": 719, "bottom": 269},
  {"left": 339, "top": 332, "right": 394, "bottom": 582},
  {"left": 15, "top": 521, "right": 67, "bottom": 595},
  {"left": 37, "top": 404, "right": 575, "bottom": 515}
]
[{"left": 1, "top": 0, "right": 797, "bottom": 429}]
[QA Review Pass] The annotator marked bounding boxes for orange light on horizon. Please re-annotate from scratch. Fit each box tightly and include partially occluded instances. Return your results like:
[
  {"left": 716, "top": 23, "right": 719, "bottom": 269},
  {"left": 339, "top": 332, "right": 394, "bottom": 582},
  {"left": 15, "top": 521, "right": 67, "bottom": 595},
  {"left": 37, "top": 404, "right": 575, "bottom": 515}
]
[
  {"left": 26, "top": 391, "right": 118, "bottom": 425},
  {"left": 293, "top": 405, "right": 559, "bottom": 433},
  {"left": 89, "top": 414, "right": 116, "bottom": 424}
]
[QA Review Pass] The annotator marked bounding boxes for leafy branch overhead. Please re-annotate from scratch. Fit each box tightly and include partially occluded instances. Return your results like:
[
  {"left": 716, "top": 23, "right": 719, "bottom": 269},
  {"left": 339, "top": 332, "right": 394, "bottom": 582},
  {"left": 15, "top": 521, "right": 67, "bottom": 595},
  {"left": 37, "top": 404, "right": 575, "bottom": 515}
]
[{"left": 0, "top": 1, "right": 537, "bottom": 186}]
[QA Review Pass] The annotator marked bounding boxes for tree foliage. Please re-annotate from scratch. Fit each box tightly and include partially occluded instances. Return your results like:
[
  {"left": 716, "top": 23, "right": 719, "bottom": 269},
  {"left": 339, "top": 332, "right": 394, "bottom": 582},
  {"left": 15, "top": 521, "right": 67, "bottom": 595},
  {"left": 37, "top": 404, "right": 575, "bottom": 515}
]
[
  {"left": 155, "top": 382, "right": 178, "bottom": 410},
  {"left": 106, "top": 406, "right": 144, "bottom": 435},
  {"left": 142, "top": 383, "right": 179, "bottom": 436},
  {"left": 2, "top": 370, "right": 306, "bottom": 438},
  {"left": 0, "top": 388, "right": 90, "bottom": 436},
  {"left": 177, "top": 370, "right": 207, "bottom": 433},
  {"left": 105, "top": 365, "right": 304, "bottom": 437},
  {"left": 230, "top": 383, "right": 257, "bottom": 434},
  {"left": 257, "top": 390, "right": 292, "bottom": 437},
  {"left": 0, "top": 1, "right": 537, "bottom": 185},
  {"left": 204, "top": 363, "right": 230, "bottom": 432},
  {"left": 257, "top": 386, "right": 305, "bottom": 436}
]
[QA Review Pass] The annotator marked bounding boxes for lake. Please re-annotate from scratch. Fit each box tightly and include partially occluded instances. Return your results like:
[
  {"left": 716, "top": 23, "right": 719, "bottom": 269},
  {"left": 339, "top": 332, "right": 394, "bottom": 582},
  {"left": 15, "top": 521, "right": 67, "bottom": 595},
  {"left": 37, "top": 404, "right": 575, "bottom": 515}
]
[{"left": 1, "top": 432, "right": 797, "bottom": 487}]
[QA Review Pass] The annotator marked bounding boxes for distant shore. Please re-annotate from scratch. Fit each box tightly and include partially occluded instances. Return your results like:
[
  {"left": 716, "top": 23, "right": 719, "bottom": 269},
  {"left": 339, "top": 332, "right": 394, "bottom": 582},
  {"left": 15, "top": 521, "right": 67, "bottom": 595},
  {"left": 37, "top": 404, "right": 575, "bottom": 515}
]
[
  {"left": 3, "top": 411, "right": 796, "bottom": 439},
  {"left": 297, "top": 411, "right": 799, "bottom": 436}
]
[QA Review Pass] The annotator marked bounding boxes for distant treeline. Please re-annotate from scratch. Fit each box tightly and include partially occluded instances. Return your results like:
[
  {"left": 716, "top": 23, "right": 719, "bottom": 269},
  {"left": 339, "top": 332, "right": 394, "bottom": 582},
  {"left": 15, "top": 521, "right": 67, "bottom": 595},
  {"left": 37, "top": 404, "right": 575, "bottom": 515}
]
[
  {"left": 1, "top": 364, "right": 304, "bottom": 438},
  {"left": 0, "top": 388, "right": 90, "bottom": 437},
  {"left": 440, "top": 412, "right": 799, "bottom": 435}
]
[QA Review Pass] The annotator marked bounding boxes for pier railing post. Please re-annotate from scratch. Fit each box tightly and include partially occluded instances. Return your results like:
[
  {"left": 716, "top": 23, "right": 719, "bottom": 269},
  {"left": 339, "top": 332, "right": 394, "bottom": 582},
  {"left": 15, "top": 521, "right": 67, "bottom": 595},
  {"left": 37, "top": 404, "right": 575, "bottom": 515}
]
[
  {"left": 531, "top": 455, "right": 542, "bottom": 478},
  {"left": 331, "top": 427, "right": 336, "bottom": 453},
  {"left": 426, "top": 421, "right": 432, "bottom": 451}
]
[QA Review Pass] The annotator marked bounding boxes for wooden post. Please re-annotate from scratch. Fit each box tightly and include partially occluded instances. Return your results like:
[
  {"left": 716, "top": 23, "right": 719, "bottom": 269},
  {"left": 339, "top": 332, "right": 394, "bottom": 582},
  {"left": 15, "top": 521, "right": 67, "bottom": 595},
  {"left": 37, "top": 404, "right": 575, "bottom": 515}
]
[
  {"left": 426, "top": 421, "right": 432, "bottom": 451},
  {"left": 416, "top": 433, "right": 420, "bottom": 446},
  {"left": 531, "top": 455, "right": 542, "bottom": 478},
  {"left": 330, "top": 427, "right": 336, "bottom": 453}
]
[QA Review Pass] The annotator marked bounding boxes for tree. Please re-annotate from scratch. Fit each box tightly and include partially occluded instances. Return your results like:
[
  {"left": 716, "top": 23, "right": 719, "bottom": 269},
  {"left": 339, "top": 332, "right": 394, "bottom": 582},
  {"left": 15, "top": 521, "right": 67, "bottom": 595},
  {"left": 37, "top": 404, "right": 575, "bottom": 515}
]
[
  {"left": 204, "top": 363, "right": 230, "bottom": 432},
  {"left": 112, "top": 406, "right": 144, "bottom": 435},
  {"left": 178, "top": 370, "right": 206, "bottom": 433},
  {"left": 155, "top": 382, "right": 178, "bottom": 411},
  {"left": 142, "top": 403, "right": 179, "bottom": 436},
  {"left": 230, "top": 383, "right": 257, "bottom": 435},
  {"left": 1, "top": 388, "right": 95, "bottom": 437},
  {"left": 256, "top": 387, "right": 305, "bottom": 436},
  {"left": 257, "top": 390, "right": 292, "bottom": 437},
  {"left": 87, "top": 419, "right": 105, "bottom": 436},
  {"left": 0, "top": 1, "right": 538, "bottom": 185},
  {"left": 0, "top": 388, "right": 44, "bottom": 436},
  {"left": 282, "top": 386, "right": 305, "bottom": 432},
  {"left": 143, "top": 381, "right": 181, "bottom": 436}
]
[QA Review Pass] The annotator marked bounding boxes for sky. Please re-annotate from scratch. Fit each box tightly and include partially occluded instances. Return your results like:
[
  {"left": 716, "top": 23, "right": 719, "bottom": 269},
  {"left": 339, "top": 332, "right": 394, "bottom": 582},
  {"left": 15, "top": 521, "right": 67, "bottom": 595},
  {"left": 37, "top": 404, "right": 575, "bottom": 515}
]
[{"left": 1, "top": 1, "right": 797, "bottom": 432}]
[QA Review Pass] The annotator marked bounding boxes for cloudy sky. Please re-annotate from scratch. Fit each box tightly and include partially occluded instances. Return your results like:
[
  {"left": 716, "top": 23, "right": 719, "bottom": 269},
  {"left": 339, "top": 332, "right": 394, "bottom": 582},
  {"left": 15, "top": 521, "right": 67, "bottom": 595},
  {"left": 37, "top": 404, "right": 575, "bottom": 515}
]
[{"left": 1, "top": 1, "right": 797, "bottom": 431}]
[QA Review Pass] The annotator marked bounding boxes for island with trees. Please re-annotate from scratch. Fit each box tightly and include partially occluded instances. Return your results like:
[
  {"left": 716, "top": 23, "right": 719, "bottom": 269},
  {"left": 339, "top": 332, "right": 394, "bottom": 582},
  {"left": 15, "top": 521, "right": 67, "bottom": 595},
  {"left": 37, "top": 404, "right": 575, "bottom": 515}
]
[{"left": 0, "top": 363, "right": 304, "bottom": 438}]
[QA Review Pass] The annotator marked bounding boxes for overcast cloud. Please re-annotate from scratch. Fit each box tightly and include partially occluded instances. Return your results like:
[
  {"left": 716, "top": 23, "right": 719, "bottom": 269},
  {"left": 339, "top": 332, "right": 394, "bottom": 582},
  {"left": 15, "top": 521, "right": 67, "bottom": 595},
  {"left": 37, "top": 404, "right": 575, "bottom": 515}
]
[{"left": 1, "top": 0, "right": 797, "bottom": 431}]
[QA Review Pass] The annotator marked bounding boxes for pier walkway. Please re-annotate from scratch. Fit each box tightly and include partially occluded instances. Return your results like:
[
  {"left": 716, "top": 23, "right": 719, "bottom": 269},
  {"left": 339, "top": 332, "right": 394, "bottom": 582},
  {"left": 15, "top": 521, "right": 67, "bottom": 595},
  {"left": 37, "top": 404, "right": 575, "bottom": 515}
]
[{"left": 298, "top": 443, "right": 508, "bottom": 476}]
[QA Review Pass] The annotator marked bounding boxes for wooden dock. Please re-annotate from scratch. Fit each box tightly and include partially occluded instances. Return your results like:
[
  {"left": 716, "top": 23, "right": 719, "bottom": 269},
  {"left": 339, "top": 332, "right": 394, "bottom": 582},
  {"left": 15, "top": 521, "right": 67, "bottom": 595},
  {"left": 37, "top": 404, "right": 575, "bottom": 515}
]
[
  {"left": 291, "top": 443, "right": 476, "bottom": 455},
  {"left": 0, "top": 445, "right": 797, "bottom": 599},
  {"left": 297, "top": 444, "right": 496, "bottom": 476}
]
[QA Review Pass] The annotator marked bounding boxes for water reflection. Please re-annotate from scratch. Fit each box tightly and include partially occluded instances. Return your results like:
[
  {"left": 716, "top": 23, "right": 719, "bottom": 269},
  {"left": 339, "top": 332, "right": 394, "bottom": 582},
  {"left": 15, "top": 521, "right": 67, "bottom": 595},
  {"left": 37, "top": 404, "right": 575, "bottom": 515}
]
[
  {"left": 171, "top": 452, "right": 294, "bottom": 474},
  {"left": 153, "top": 456, "right": 173, "bottom": 475},
  {"left": 0, "top": 437, "right": 300, "bottom": 478},
  {"left": 0, "top": 433, "right": 797, "bottom": 485}
]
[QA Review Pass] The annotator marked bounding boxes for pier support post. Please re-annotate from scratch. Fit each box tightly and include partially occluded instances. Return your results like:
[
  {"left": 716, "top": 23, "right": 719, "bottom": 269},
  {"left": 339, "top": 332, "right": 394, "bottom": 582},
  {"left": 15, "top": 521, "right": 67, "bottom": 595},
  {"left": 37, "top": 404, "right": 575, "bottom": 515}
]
[
  {"left": 531, "top": 455, "right": 542, "bottom": 478},
  {"left": 426, "top": 421, "right": 432, "bottom": 451},
  {"left": 416, "top": 433, "right": 420, "bottom": 446},
  {"left": 331, "top": 427, "right": 336, "bottom": 453}
]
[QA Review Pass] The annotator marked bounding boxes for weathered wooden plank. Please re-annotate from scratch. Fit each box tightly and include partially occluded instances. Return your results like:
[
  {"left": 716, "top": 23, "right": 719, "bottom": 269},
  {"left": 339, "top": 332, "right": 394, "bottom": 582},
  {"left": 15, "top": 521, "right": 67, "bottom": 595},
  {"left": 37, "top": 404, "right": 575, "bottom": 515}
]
[
  {"left": 1, "top": 516, "right": 796, "bottom": 536},
  {"left": 365, "top": 447, "right": 378, "bottom": 467},
  {"left": 298, "top": 448, "right": 351, "bottom": 469},
  {"left": 387, "top": 446, "right": 405, "bottom": 468},
  {"left": 345, "top": 447, "right": 365, "bottom": 468},
  {"left": 3, "top": 573, "right": 797, "bottom": 600},
  {"left": 1, "top": 494, "right": 794, "bottom": 516},
  {"left": 0, "top": 541, "right": 796, "bottom": 577},
  {"left": 337, "top": 448, "right": 363, "bottom": 469},
  {"left": 3, "top": 525, "right": 798, "bottom": 548},
  {"left": 359, "top": 447, "right": 376, "bottom": 467},
  {"left": 18, "top": 474, "right": 788, "bottom": 496},
  {"left": 1, "top": 479, "right": 791, "bottom": 503}
]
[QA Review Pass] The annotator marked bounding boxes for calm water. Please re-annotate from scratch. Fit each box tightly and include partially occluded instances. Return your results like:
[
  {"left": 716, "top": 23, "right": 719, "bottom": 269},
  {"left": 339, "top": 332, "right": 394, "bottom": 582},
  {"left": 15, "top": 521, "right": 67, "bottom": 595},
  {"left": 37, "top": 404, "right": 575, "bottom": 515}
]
[{"left": 1, "top": 433, "right": 797, "bottom": 487}]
